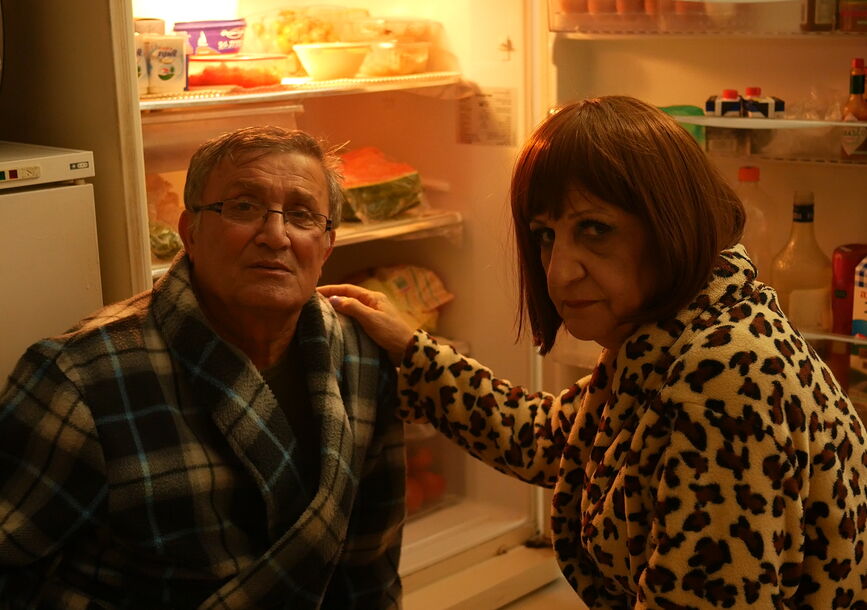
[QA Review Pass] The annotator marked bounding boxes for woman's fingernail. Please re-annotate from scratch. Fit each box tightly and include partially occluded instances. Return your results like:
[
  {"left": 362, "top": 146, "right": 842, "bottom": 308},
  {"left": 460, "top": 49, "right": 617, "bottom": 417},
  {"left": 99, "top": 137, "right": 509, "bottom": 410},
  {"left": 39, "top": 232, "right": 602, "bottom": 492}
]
[{"left": 328, "top": 295, "right": 343, "bottom": 306}]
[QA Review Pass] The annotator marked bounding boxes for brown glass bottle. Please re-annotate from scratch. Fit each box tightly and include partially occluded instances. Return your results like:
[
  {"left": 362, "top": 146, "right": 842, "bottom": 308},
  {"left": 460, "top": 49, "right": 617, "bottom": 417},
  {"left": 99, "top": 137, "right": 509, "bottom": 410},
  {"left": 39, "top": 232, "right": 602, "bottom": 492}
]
[{"left": 842, "top": 58, "right": 867, "bottom": 160}]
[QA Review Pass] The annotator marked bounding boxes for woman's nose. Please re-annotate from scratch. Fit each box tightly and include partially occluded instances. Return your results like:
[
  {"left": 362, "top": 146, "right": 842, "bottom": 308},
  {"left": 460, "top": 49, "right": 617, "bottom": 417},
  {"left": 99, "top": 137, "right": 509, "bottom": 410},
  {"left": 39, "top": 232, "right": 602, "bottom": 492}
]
[{"left": 546, "top": 241, "right": 584, "bottom": 287}]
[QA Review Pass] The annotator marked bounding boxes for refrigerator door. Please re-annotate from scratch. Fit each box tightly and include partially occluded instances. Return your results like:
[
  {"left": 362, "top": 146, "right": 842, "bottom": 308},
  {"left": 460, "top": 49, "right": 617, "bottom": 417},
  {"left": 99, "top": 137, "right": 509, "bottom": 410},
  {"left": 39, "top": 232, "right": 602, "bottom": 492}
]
[{"left": 0, "top": 183, "right": 103, "bottom": 380}]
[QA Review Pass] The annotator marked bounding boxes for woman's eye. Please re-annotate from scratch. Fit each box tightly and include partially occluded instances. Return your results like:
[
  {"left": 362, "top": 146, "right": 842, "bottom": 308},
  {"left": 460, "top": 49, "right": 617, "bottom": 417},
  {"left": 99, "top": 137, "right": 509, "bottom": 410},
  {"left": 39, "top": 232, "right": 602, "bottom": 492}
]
[
  {"left": 530, "top": 226, "right": 554, "bottom": 246},
  {"left": 578, "top": 220, "right": 612, "bottom": 238}
]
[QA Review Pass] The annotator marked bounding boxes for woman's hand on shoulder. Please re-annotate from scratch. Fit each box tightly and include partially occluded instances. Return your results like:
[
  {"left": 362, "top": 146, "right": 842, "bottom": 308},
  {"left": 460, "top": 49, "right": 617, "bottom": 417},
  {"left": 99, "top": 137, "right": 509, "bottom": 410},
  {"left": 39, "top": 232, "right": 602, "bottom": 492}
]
[{"left": 318, "top": 284, "right": 415, "bottom": 366}]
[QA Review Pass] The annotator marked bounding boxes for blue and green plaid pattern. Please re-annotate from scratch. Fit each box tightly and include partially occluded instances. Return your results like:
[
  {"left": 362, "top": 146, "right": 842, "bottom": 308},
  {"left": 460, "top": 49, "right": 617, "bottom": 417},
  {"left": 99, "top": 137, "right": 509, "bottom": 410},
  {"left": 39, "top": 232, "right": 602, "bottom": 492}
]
[{"left": 0, "top": 255, "right": 405, "bottom": 609}]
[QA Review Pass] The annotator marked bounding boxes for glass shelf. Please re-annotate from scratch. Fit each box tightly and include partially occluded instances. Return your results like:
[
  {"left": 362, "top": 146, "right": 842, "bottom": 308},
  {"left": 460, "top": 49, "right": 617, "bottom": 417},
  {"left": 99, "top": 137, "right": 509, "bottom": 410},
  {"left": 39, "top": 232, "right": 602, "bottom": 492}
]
[
  {"left": 729, "top": 154, "right": 867, "bottom": 166},
  {"left": 803, "top": 331, "right": 867, "bottom": 347},
  {"left": 676, "top": 116, "right": 859, "bottom": 129},
  {"left": 335, "top": 209, "right": 462, "bottom": 247},
  {"left": 139, "top": 71, "right": 462, "bottom": 112},
  {"left": 555, "top": 29, "right": 867, "bottom": 39}
]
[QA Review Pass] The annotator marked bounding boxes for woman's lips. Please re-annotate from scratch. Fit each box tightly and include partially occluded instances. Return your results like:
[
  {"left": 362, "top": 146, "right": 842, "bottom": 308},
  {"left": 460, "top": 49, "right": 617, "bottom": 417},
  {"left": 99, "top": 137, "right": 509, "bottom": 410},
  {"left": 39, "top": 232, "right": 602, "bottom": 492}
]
[{"left": 562, "top": 299, "right": 598, "bottom": 309}]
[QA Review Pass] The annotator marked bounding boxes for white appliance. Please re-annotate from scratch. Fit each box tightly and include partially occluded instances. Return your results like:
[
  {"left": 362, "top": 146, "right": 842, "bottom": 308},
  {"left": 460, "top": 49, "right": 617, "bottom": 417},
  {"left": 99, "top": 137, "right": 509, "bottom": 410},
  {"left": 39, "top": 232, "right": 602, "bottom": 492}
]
[
  {"left": 0, "top": 142, "right": 102, "bottom": 382},
  {"left": 1, "top": 0, "right": 865, "bottom": 608}
]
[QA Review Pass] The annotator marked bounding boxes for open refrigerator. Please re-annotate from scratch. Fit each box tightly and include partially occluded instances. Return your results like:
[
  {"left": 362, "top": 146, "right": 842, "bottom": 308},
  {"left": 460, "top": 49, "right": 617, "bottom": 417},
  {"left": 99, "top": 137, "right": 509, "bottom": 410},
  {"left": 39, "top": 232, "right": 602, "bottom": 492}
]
[{"left": 1, "top": 0, "right": 866, "bottom": 607}]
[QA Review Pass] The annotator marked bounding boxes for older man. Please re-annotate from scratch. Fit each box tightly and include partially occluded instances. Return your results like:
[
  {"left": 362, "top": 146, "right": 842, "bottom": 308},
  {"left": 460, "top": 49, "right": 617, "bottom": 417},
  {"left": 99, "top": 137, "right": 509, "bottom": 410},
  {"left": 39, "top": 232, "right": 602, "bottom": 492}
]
[{"left": 0, "top": 127, "right": 405, "bottom": 608}]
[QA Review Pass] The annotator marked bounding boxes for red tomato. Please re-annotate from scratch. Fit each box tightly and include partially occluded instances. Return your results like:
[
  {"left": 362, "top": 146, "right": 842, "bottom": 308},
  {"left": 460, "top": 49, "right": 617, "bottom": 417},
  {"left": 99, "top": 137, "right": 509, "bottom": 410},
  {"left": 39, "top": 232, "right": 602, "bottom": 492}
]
[
  {"left": 417, "top": 471, "right": 446, "bottom": 504},
  {"left": 407, "top": 446, "right": 435, "bottom": 474},
  {"left": 406, "top": 476, "right": 424, "bottom": 514}
]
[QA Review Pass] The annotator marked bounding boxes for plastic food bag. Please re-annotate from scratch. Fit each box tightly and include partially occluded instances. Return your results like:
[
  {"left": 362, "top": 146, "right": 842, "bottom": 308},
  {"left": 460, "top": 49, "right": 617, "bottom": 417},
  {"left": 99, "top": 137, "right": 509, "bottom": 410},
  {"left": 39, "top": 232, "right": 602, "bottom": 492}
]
[{"left": 343, "top": 264, "right": 453, "bottom": 332}]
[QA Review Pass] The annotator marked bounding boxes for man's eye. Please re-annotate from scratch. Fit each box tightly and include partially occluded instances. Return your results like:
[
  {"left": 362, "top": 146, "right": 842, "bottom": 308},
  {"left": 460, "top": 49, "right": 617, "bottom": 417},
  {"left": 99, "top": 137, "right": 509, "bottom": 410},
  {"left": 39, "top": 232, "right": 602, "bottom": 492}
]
[
  {"left": 230, "top": 200, "right": 258, "bottom": 212},
  {"left": 285, "top": 210, "right": 316, "bottom": 227},
  {"left": 530, "top": 227, "right": 554, "bottom": 246}
]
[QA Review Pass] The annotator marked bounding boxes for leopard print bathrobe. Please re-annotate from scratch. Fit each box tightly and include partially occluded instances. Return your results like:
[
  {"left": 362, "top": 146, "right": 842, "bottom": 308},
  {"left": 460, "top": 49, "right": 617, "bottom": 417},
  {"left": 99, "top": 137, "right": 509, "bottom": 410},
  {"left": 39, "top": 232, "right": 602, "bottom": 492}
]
[{"left": 398, "top": 246, "right": 867, "bottom": 608}]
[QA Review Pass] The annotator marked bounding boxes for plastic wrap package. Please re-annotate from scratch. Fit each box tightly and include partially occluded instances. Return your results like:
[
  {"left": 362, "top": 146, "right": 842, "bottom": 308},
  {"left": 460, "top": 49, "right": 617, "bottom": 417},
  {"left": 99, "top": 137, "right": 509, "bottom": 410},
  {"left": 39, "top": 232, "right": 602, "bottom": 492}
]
[
  {"left": 147, "top": 173, "right": 184, "bottom": 262},
  {"left": 242, "top": 5, "right": 369, "bottom": 76},
  {"left": 342, "top": 264, "right": 453, "bottom": 332},
  {"left": 751, "top": 87, "right": 844, "bottom": 160},
  {"left": 340, "top": 147, "right": 424, "bottom": 222}
]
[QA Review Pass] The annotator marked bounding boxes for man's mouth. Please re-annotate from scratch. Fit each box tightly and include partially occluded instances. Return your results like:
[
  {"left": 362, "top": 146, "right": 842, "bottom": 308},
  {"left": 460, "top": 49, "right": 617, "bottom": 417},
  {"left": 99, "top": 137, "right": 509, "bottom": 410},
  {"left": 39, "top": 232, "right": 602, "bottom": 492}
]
[{"left": 250, "top": 261, "right": 291, "bottom": 272}]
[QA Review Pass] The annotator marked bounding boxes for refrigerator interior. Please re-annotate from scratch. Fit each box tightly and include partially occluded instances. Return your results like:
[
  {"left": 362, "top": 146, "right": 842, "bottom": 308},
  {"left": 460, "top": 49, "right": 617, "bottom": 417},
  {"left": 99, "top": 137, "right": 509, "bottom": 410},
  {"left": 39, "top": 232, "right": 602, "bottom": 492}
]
[
  {"left": 542, "top": 4, "right": 867, "bottom": 406},
  {"left": 132, "top": 0, "right": 551, "bottom": 598}
]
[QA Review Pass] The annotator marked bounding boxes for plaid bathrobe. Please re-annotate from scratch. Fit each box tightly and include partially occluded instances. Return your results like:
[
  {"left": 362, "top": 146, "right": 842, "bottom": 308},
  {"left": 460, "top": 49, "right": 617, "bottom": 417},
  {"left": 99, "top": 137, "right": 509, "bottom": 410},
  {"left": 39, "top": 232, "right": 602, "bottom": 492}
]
[{"left": 0, "top": 256, "right": 405, "bottom": 609}]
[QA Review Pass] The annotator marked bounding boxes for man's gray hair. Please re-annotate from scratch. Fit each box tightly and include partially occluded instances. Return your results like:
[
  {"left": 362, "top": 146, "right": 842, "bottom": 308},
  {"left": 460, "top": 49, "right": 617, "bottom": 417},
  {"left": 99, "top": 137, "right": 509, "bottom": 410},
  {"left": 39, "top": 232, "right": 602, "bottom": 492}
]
[{"left": 183, "top": 125, "right": 344, "bottom": 229}]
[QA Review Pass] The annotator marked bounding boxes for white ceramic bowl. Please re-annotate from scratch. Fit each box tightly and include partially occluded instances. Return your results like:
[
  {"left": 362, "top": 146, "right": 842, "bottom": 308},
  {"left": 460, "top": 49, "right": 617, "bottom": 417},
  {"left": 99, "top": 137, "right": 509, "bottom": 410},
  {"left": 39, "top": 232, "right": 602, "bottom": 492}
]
[{"left": 293, "top": 42, "right": 370, "bottom": 80}]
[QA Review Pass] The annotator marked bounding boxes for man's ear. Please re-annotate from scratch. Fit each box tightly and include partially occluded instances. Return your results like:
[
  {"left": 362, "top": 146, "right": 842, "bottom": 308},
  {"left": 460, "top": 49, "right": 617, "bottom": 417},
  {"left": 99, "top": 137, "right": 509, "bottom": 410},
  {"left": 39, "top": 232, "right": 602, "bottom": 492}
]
[
  {"left": 178, "top": 210, "right": 196, "bottom": 261},
  {"left": 323, "top": 230, "right": 335, "bottom": 262}
]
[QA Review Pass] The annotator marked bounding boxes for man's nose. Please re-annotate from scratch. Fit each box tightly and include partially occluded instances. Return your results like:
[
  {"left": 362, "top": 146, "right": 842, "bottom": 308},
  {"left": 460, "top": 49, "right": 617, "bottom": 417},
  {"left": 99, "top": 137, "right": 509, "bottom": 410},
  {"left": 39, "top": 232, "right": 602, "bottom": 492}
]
[{"left": 256, "top": 210, "right": 291, "bottom": 246}]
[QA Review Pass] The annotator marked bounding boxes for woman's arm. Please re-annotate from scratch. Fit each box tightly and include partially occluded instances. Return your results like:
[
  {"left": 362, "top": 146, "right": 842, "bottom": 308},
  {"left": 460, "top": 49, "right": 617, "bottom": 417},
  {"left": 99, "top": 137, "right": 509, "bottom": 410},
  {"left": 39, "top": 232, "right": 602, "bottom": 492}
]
[
  {"left": 398, "top": 331, "right": 585, "bottom": 488},
  {"left": 319, "top": 283, "right": 585, "bottom": 487}
]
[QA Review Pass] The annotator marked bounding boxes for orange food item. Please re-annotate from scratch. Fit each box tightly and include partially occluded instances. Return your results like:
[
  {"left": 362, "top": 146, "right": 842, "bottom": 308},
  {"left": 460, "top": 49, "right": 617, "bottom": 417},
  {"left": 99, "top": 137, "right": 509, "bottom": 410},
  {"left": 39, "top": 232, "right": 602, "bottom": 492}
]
[
  {"left": 406, "top": 476, "right": 424, "bottom": 514},
  {"left": 188, "top": 63, "right": 280, "bottom": 88},
  {"left": 146, "top": 173, "right": 182, "bottom": 228},
  {"left": 407, "top": 446, "right": 435, "bottom": 474},
  {"left": 417, "top": 471, "right": 446, "bottom": 504}
]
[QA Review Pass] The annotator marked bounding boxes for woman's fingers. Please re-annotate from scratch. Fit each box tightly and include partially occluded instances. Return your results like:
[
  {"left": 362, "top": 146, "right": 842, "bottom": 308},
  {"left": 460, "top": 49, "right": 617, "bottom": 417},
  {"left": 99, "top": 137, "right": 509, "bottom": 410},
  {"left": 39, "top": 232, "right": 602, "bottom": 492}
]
[
  {"left": 318, "top": 283, "right": 414, "bottom": 365},
  {"left": 319, "top": 284, "right": 386, "bottom": 309},
  {"left": 318, "top": 283, "right": 364, "bottom": 298}
]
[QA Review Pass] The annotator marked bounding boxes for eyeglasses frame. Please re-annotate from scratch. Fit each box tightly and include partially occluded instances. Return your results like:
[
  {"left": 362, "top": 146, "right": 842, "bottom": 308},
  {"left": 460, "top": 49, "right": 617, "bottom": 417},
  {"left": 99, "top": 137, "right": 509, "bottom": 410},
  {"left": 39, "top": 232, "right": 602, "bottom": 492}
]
[{"left": 195, "top": 200, "right": 333, "bottom": 234}]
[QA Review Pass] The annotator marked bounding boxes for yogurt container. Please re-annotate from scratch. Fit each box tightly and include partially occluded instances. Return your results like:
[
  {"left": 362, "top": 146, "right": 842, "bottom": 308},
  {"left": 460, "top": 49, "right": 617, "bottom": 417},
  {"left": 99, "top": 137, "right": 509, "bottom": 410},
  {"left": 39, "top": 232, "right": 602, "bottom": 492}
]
[
  {"left": 134, "top": 33, "right": 148, "bottom": 96},
  {"left": 173, "top": 19, "right": 246, "bottom": 54},
  {"left": 144, "top": 33, "right": 187, "bottom": 95}
]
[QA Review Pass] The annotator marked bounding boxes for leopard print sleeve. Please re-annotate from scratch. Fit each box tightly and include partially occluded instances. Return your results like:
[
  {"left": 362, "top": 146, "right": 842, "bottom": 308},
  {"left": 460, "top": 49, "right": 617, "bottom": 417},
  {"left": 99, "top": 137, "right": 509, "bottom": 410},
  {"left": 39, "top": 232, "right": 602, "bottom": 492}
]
[{"left": 396, "top": 331, "right": 584, "bottom": 487}]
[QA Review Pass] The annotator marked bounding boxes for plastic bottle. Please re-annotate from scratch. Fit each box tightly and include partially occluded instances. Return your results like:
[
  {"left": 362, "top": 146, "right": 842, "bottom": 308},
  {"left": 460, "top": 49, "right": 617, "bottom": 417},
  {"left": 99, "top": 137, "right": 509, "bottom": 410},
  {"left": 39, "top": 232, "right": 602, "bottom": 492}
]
[
  {"left": 735, "top": 166, "right": 774, "bottom": 279},
  {"left": 770, "top": 192, "right": 832, "bottom": 332},
  {"left": 705, "top": 89, "right": 742, "bottom": 117},
  {"left": 841, "top": 57, "right": 867, "bottom": 159},
  {"left": 742, "top": 86, "right": 778, "bottom": 118}
]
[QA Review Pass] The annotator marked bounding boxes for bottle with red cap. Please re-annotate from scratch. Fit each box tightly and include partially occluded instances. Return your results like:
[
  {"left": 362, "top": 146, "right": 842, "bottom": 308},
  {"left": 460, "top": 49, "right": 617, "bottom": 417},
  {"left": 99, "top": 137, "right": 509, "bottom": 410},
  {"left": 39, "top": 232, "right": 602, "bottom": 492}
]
[
  {"left": 743, "top": 86, "right": 774, "bottom": 118},
  {"left": 704, "top": 89, "right": 742, "bottom": 117},
  {"left": 842, "top": 57, "right": 867, "bottom": 159},
  {"left": 735, "top": 166, "right": 773, "bottom": 278}
]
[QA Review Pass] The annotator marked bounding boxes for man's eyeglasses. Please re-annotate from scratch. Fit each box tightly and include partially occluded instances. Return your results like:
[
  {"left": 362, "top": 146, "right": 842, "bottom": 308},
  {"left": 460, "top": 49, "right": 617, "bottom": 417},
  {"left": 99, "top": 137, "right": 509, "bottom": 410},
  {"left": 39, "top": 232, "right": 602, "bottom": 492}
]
[{"left": 196, "top": 199, "right": 333, "bottom": 234}]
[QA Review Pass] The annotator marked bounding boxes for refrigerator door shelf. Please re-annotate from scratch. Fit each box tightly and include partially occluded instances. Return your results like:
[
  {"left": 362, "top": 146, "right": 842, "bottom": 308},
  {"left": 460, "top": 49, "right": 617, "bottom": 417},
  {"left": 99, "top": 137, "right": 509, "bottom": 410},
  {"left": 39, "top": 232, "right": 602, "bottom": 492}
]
[
  {"left": 404, "top": 544, "right": 562, "bottom": 610},
  {"left": 401, "top": 495, "right": 537, "bottom": 584}
]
